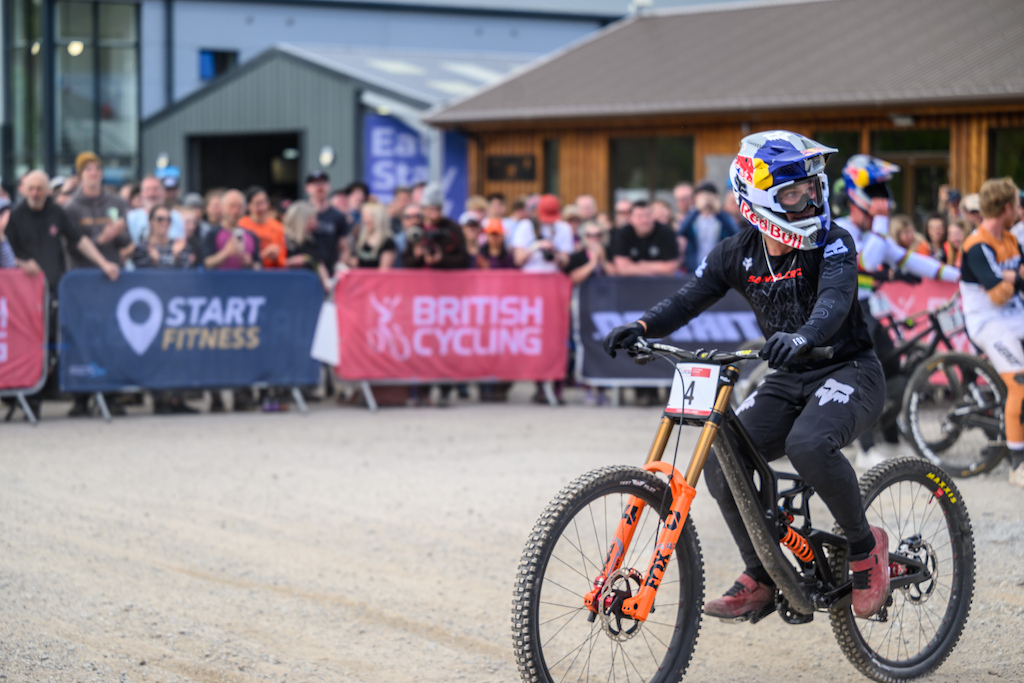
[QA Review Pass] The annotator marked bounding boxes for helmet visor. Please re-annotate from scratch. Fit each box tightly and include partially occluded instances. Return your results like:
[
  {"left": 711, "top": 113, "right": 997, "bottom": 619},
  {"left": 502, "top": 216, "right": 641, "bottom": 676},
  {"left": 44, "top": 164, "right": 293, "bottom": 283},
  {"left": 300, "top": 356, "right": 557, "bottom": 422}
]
[{"left": 774, "top": 176, "right": 824, "bottom": 214}]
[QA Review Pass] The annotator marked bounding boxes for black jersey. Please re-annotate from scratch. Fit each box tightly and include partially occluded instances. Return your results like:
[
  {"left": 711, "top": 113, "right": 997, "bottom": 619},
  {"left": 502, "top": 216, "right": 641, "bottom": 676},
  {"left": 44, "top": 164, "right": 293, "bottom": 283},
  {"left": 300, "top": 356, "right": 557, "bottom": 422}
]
[{"left": 641, "top": 224, "right": 873, "bottom": 370}]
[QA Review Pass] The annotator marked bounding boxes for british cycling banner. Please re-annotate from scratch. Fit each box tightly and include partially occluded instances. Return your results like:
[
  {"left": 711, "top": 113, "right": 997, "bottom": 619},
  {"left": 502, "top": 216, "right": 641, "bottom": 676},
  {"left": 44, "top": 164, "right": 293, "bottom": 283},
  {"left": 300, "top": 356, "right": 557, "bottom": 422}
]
[
  {"left": 576, "top": 276, "right": 759, "bottom": 386},
  {"left": 0, "top": 270, "right": 47, "bottom": 392},
  {"left": 59, "top": 270, "right": 322, "bottom": 392},
  {"left": 334, "top": 270, "right": 571, "bottom": 381}
]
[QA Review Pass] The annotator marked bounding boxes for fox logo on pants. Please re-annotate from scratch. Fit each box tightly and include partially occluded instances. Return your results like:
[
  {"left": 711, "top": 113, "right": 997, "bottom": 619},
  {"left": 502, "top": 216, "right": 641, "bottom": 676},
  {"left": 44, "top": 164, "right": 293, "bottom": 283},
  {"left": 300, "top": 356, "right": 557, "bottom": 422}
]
[{"left": 815, "top": 378, "right": 855, "bottom": 406}]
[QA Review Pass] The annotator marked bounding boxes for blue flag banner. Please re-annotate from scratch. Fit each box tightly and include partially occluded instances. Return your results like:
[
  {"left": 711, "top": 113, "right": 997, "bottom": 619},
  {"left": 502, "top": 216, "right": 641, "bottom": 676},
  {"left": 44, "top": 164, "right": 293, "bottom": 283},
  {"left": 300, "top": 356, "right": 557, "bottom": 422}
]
[
  {"left": 363, "top": 113, "right": 430, "bottom": 205},
  {"left": 59, "top": 270, "right": 323, "bottom": 392}
]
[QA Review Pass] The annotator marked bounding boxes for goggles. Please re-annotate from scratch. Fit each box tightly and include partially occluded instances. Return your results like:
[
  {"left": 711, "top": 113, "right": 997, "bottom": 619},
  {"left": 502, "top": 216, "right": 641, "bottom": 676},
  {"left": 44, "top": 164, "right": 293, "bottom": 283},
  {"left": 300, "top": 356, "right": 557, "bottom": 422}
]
[{"left": 744, "top": 173, "right": 828, "bottom": 216}]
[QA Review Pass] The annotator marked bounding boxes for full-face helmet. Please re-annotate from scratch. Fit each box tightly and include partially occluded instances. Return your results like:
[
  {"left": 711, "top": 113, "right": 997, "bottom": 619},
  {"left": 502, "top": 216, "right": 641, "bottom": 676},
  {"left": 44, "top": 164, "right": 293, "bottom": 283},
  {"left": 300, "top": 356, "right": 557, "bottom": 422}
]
[
  {"left": 730, "top": 130, "right": 836, "bottom": 250},
  {"left": 841, "top": 154, "right": 901, "bottom": 213}
]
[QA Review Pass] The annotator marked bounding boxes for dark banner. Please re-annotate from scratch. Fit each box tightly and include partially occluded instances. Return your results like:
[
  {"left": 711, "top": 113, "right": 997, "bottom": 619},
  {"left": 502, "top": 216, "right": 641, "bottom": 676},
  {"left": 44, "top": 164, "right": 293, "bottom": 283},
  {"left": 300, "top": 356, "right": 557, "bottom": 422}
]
[
  {"left": 575, "top": 276, "right": 760, "bottom": 385},
  {"left": 59, "top": 270, "right": 322, "bottom": 392}
]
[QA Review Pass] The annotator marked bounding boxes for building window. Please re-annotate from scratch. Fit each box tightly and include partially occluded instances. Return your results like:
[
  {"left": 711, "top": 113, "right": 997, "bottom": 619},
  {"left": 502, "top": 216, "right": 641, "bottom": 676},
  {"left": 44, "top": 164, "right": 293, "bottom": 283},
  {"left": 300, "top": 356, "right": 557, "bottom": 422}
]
[
  {"left": 610, "top": 136, "right": 693, "bottom": 205},
  {"left": 871, "top": 129, "right": 950, "bottom": 222},
  {"left": 543, "top": 138, "right": 559, "bottom": 195},
  {"left": 989, "top": 129, "right": 1024, "bottom": 188},
  {"left": 200, "top": 50, "right": 238, "bottom": 81}
]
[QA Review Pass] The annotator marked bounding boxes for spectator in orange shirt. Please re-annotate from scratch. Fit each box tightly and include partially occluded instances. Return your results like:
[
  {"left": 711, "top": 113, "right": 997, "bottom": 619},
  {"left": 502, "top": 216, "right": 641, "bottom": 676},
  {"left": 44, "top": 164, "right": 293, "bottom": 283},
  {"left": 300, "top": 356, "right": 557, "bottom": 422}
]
[{"left": 239, "top": 186, "right": 287, "bottom": 268}]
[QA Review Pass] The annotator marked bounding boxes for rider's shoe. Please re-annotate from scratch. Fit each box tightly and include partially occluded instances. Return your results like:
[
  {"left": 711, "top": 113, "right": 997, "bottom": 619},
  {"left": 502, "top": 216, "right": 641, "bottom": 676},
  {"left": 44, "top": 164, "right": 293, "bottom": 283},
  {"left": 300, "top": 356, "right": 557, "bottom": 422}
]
[
  {"left": 1009, "top": 461, "right": 1024, "bottom": 488},
  {"left": 850, "top": 526, "right": 890, "bottom": 618},
  {"left": 702, "top": 573, "right": 774, "bottom": 619}
]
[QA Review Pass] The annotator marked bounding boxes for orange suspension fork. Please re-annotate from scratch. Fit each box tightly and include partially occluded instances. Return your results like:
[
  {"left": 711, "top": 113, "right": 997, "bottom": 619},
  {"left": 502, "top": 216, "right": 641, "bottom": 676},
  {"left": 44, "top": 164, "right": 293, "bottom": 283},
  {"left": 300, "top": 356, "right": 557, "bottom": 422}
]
[{"left": 619, "top": 371, "right": 736, "bottom": 621}]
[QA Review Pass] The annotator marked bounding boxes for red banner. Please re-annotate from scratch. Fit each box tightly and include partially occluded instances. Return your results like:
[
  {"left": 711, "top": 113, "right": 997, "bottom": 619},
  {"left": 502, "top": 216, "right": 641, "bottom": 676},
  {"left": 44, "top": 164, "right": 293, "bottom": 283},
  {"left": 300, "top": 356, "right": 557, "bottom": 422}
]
[
  {"left": 335, "top": 270, "right": 571, "bottom": 381},
  {"left": 0, "top": 270, "right": 47, "bottom": 392},
  {"left": 875, "top": 280, "right": 970, "bottom": 353}
]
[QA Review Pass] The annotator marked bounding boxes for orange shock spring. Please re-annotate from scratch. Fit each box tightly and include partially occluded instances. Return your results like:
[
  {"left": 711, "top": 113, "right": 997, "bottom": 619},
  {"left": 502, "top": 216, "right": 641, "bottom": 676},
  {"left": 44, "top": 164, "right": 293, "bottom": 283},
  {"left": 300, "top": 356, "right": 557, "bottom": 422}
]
[{"left": 780, "top": 526, "right": 814, "bottom": 563}]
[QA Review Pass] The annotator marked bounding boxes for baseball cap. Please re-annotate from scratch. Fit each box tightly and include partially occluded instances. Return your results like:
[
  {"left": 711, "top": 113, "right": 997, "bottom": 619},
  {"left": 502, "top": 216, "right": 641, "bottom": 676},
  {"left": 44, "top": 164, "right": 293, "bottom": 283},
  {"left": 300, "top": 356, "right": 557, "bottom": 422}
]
[
  {"left": 537, "top": 194, "right": 561, "bottom": 223},
  {"left": 182, "top": 192, "right": 204, "bottom": 209},
  {"left": 162, "top": 176, "right": 180, "bottom": 190},
  {"left": 50, "top": 175, "right": 66, "bottom": 191},
  {"left": 458, "top": 211, "right": 482, "bottom": 227},
  {"left": 483, "top": 218, "right": 504, "bottom": 235},
  {"left": 962, "top": 193, "right": 981, "bottom": 213},
  {"left": 75, "top": 151, "right": 101, "bottom": 175},
  {"left": 695, "top": 181, "right": 719, "bottom": 196},
  {"left": 422, "top": 183, "right": 444, "bottom": 208},
  {"left": 306, "top": 170, "right": 329, "bottom": 184}
]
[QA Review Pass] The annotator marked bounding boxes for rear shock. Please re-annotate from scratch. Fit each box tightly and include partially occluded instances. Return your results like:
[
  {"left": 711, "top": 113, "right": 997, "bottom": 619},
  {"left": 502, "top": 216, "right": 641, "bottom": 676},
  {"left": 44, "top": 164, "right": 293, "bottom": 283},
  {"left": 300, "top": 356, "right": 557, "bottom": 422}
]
[{"left": 780, "top": 526, "right": 814, "bottom": 563}]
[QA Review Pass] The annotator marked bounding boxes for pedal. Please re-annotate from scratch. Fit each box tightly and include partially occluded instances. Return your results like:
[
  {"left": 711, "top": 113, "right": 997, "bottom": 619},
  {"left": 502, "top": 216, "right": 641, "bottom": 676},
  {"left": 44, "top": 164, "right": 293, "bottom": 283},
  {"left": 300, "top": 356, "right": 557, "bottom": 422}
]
[{"left": 747, "top": 601, "right": 777, "bottom": 624}]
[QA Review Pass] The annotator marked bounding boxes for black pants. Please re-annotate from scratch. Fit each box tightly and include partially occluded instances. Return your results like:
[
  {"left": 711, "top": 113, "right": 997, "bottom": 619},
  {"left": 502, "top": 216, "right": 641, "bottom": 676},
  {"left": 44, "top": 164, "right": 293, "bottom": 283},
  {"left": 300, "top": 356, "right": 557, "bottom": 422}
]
[
  {"left": 858, "top": 299, "right": 901, "bottom": 448},
  {"left": 705, "top": 351, "right": 885, "bottom": 574}
]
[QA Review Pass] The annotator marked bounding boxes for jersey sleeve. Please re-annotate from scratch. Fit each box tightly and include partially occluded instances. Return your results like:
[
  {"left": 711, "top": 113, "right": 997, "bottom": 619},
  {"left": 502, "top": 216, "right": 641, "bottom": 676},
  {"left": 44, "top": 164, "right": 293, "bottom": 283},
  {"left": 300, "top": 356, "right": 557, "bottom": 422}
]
[
  {"left": 796, "top": 229, "right": 858, "bottom": 346},
  {"left": 640, "top": 241, "right": 730, "bottom": 338},
  {"left": 963, "top": 241, "right": 1015, "bottom": 304}
]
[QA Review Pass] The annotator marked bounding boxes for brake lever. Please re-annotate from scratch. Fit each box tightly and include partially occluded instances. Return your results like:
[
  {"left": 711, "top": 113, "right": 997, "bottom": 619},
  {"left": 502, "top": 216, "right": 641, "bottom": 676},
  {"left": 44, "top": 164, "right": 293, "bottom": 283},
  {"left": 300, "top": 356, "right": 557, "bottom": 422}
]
[{"left": 626, "top": 338, "right": 657, "bottom": 365}]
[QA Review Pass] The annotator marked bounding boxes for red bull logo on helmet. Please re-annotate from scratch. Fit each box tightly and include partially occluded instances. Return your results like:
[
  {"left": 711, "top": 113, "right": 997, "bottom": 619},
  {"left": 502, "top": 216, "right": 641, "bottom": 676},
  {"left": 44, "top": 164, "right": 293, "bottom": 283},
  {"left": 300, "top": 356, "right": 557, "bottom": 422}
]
[
  {"left": 735, "top": 155, "right": 774, "bottom": 191},
  {"left": 740, "top": 201, "right": 808, "bottom": 250}
]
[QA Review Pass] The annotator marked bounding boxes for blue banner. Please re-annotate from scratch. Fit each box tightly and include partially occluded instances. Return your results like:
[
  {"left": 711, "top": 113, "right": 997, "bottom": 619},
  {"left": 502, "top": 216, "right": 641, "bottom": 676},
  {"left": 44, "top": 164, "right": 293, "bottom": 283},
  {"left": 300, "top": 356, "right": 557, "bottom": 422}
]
[
  {"left": 59, "top": 270, "right": 323, "bottom": 392},
  {"left": 363, "top": 113, "right": 430, "bottom": 205},
  {"left": 443, "top": 131, "right": 468, "bottom": 221}
]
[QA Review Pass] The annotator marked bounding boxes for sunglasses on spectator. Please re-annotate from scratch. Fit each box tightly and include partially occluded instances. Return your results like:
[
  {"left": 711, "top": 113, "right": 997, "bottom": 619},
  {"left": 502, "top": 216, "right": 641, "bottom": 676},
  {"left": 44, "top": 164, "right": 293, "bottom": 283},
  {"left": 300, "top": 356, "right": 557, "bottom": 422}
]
[
  {"left": 152, "top": 215, "right": 170, "bottom": 223},
  {"left": 403, "top": 213, "right": 422, "bottom": 220},
  {"left": 584, "top": 231, "right": 603, "bottom": 238}
]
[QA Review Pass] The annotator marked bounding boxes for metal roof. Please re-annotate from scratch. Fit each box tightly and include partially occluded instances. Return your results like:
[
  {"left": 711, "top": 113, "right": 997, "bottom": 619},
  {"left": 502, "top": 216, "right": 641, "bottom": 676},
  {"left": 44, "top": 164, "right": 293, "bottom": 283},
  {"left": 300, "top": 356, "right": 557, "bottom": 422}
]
[
  {"left": 425, "top": 0, "right": 1024, "bottom": 125},
  {"left": 275, "top": 44, "right": 538, "bottom": 107}
]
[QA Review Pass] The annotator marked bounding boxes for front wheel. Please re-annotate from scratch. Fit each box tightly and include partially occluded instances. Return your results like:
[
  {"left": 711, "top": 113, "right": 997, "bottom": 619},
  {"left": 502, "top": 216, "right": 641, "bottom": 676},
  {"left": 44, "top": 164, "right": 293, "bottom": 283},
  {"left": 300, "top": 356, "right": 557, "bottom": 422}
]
[
  {"left": 829, "top": 457, "right": 975, "bottom": 682},
  {"left": 512, "top": 466, "right": 704, "bottom": 683},
  {"left": 900, "top": 352, "right": 1005, "bottom": 477}
]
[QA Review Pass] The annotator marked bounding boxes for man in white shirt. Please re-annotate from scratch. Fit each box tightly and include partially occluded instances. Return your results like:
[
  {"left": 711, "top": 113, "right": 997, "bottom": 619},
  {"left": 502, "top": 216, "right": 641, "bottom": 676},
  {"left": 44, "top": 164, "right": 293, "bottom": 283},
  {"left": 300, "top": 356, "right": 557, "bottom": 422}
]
[{"left": 511, "top": 194, "right": 574, "bottom": 273}]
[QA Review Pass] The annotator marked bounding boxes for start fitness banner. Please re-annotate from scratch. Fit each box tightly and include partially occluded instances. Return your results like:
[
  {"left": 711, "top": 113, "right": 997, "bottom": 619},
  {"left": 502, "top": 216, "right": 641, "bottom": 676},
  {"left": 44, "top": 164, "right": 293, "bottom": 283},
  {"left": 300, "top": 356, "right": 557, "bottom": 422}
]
[
  {"left": 59, "top": 270, "right": 322, "bottom": 392},
  {"left": 0, "top": 270, "right": 47, "bottom": 392},
  {"left": 334, "top": 270, "right": 571, "bottom": 381},
  {"left": 576, "top": 276, "right": 759, "bottom": 386}
]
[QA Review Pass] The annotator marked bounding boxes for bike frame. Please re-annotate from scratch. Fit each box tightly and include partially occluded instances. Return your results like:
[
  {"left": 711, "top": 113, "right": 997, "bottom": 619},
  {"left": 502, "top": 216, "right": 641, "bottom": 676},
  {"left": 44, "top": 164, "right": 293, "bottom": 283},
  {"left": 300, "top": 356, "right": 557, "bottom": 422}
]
[{"left": 584, "top": 347, "right": 932, "bottom": 623}]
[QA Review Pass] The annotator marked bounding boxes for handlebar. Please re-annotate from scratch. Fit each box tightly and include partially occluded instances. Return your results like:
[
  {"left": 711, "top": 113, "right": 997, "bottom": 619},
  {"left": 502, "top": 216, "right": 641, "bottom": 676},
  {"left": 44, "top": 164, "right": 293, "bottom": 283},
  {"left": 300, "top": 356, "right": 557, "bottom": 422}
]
[{"left": 626, "top": 338, "right": 834, "bottom": 366}]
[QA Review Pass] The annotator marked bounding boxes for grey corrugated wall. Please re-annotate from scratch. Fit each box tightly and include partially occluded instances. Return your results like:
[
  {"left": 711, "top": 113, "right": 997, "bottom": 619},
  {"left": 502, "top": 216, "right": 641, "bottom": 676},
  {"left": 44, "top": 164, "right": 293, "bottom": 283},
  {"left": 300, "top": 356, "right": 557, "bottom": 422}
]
[{"left": 141, "top": 53, "right": 359, "bottom": 193}]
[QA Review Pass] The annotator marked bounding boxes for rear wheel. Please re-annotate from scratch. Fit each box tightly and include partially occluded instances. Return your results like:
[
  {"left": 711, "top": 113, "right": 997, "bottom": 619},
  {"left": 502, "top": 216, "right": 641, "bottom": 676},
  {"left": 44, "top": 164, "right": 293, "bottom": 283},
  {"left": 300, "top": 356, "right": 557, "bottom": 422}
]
[
  {"left": 829, "top": 457, "right": 974, "bottom": 682},
  {"left": 512, "top": 466, "right": 704, "bottom": 683},
  {"left": 900, "top": 352, "right": 1005, "bottom": 477}
]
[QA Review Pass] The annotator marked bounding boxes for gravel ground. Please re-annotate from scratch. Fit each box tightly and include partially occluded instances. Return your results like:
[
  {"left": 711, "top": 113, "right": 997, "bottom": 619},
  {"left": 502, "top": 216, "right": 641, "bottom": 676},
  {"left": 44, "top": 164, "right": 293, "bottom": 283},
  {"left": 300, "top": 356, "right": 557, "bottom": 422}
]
[{"left": 1, "top": 386, "right": 1022, "bottom": 682}]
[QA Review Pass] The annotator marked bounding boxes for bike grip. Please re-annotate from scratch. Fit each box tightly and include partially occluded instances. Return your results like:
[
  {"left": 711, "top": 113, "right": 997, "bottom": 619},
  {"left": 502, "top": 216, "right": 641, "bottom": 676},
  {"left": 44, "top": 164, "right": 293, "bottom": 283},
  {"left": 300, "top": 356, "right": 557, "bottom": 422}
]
[{"left": 806, "top": 346, "right": 835, "bottom": 360}]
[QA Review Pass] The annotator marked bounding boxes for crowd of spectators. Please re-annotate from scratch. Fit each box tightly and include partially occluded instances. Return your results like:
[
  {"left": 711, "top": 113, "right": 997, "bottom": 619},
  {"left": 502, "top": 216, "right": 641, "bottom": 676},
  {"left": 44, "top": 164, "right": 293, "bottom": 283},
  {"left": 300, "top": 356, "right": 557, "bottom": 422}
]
[{"left": 0, "top": 149, "right": 1017, "bottom": 417}]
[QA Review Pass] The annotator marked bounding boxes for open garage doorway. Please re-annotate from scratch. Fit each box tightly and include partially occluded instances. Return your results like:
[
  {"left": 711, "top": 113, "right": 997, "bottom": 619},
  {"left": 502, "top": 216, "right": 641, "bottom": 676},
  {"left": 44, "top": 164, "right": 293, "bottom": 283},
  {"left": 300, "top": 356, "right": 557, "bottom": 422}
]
[{"left": 188, "top": 132, "right": 302, "bottom": 201}]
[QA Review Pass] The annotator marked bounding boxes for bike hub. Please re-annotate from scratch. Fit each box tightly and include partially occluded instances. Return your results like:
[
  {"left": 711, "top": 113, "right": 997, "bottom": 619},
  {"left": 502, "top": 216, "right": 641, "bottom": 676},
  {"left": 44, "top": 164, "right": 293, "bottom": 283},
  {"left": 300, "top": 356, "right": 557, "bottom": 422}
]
[{"left": 595, "top": 568, "right": 645, "bottom": 641}]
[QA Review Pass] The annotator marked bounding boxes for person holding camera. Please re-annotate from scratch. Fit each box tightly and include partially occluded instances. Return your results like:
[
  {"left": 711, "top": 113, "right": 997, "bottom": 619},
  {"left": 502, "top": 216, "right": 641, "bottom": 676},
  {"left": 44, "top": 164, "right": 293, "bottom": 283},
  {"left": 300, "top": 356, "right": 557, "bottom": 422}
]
[
  {"left": 511, "top": 194, "right": 574, "bottom": 272},
  {"left": 400, "top": 185, "right": 470, "bottom": 270},
  {"left": 202, "top": 189, "right": 260, "bottom": 271}
]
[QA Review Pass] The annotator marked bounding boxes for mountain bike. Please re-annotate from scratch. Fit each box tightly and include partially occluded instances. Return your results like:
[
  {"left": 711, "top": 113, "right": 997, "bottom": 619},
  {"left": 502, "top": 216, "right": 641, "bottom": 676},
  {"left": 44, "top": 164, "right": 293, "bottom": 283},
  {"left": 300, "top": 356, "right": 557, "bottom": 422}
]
[
  {"left": 901, "top": 351, "right": 1006, "bottom": 477},
  {"left": 512, "top": 340, "right": 975, "bottom": 683}
]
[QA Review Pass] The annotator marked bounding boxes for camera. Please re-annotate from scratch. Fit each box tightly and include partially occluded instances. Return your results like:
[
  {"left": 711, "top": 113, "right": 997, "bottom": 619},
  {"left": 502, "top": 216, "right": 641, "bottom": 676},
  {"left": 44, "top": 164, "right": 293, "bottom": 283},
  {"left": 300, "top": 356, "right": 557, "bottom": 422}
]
[{"left": 542, "top": 248, "right": 555, "bottom": 261}]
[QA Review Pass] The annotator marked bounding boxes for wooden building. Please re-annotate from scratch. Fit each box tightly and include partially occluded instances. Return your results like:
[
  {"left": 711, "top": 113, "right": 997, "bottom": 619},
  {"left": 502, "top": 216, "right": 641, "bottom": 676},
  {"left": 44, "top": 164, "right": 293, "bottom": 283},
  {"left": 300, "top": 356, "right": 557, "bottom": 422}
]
[{"left": 425, "top": 0, "right": 1024, "bottom": 218}]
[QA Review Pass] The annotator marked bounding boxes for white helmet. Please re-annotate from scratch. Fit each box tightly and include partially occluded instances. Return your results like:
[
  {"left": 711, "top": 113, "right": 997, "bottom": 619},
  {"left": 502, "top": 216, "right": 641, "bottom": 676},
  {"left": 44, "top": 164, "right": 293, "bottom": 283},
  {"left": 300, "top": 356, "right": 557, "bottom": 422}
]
[{"left": 730, "top": 130, "right": 836, "bottom": 250}]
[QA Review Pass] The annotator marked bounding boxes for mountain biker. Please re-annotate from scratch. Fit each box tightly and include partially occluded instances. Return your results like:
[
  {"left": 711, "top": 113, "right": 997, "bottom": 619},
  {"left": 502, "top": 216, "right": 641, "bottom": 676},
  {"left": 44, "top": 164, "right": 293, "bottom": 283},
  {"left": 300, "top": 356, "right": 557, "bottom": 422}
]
[
  {"left": 836, "top": 155, "right": 961, "bottom": 468},
  {"left": 605, "top": 131, "right": 890, "bottom": 620},
  {"left": 960, "top": 176, "right": 1024, "bottom": 488}
]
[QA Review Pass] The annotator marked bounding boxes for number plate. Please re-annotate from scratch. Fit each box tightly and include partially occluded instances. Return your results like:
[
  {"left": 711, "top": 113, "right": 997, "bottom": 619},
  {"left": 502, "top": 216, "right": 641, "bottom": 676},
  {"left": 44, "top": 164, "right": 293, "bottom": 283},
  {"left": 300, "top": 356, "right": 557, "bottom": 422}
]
[
  {"left": 665, "top": 363, "right": 721, "bottom": 417},
  {"left": 936, "top": 306, "right": 964, "bottom": 334},
  {"left": 867, "top": 292, "right": 892, "bottom": 318}
]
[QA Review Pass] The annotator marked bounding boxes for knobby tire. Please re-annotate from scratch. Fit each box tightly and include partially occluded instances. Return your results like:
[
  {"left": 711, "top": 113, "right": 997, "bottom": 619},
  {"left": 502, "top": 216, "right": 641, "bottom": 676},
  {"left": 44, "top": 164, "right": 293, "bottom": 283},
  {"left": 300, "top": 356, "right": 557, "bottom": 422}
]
[
  {"left": 512, "top": 466, "right": 704, "bottom": 683},
  {"left": 829, "top": 457, "right": 974, "bottom": 682}
]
